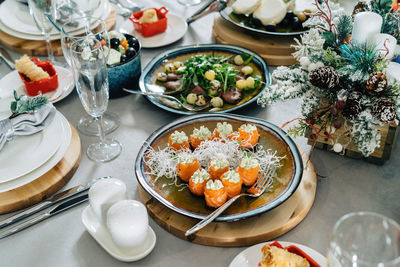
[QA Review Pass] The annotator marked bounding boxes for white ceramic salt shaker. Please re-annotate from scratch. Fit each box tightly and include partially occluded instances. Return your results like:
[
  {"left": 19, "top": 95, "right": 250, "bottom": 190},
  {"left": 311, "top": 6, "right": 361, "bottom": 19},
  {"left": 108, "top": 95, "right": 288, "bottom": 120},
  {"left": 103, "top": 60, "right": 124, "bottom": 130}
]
[
  {"left": 89, "top": 178, "right": 127, "bottom": 225},
  {"left": 106, "top": 200, "right": 149, "bottom": 251}
]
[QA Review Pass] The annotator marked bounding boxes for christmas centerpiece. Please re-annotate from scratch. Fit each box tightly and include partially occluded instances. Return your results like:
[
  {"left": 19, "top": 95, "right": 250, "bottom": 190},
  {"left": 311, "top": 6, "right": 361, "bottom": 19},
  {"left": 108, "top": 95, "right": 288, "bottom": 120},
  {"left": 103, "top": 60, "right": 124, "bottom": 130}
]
[{"left": 258, "top": 0, "right": 400, "bottom": 162}]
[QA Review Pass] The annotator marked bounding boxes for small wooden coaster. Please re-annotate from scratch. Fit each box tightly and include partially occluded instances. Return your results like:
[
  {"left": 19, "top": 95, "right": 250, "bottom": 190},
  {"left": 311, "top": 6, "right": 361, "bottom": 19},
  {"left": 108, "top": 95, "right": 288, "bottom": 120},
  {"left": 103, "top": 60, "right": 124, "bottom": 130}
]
[
  {"left": 0, "top": 8, "right": 116, "bottom": 57},
  {"left": 139, "top": 148, "right": 317, "bottom": 247},
  {"left": 212, "top": 14, "right": 298, "bottom": 66},
  {"left": 0, "top": 125, "right": 81, "bottom": 214}
]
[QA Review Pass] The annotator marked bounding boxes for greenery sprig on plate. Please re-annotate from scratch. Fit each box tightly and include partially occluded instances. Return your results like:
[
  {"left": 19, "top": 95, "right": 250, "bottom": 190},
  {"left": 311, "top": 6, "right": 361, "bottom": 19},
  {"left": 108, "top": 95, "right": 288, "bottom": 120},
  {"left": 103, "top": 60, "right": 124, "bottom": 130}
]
[{"left": 10, "top": 90, "right": 48, "bottom": 118}]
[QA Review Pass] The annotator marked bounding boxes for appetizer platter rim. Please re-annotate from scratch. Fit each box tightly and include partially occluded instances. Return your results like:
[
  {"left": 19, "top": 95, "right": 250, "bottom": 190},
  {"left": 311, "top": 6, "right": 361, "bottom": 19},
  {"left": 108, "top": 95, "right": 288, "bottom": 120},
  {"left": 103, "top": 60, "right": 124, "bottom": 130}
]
[
  {"left": 219, "top": 5, "right": 309, "bottom": 37},
  {"left": 135, "top": 113, "right": 303, "bottom": 222},
  {"left": 138, "top": 43, "right": 271, "bottom": 115}
]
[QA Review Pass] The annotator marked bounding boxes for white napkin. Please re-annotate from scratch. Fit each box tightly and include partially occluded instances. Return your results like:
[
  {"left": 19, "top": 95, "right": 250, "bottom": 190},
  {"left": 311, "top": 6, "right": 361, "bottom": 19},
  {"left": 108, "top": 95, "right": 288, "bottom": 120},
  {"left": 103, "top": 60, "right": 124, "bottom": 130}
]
[{"left": 0, "top": 103, "right": 56, "bottom": 151}]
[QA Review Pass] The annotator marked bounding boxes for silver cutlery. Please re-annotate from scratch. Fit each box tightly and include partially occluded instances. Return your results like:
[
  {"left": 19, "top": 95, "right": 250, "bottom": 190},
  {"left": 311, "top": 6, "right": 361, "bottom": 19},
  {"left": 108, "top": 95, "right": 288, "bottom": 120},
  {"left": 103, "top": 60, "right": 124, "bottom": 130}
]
[
  {"left": 0, "top": 176, "right": 109, "bottom": 230},
  {"left": 185, "top": 165, "right": 275, "bottom": 236},
  {"left": 186, "top": 0, "right": 228, "bottom": 24},
  {"left": 0, "top": 47, "right": 14, "bottom": 70},
  {"left": 0, "top": 193, "right": 89, "bottom": 239},
  {"left": 123, "top": 88, "right": 212, "bottom": 112}
]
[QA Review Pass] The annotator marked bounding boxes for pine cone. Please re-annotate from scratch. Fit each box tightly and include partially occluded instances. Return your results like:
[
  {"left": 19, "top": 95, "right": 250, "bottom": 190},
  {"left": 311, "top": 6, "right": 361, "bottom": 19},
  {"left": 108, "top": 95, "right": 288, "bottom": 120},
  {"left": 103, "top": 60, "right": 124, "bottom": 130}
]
[
  {"left": 372, "top": 98, "right": 396, "bottom": 122},
  {"left": 352, "top": 1, "right": 369, "bottom": 18},
  {"left": 342, "top": 92, "right": 363, "bottom": 120},
  {"left": 365, "top": 72, "right": 387, "bottom": 96},
  {"left": 309, "top": 66, "right": 340, "bottom": 91}
]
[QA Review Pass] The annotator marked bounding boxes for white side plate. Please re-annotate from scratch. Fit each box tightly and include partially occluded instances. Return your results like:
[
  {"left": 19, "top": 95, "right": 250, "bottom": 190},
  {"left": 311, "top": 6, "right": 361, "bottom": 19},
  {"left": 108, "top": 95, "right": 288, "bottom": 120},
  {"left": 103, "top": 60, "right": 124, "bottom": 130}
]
[{"left": 81, "top": 206, "right": 156, "bottom": 262}]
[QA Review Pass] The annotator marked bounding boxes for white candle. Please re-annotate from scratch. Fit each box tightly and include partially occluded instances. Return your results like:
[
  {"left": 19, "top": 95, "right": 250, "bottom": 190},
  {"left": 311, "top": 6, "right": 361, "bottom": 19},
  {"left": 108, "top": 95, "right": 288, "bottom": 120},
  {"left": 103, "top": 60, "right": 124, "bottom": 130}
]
[
  {"left": 386, "top": 62, "right": 400, "bottom": 83},
  {"left": 369, "top": 33, "right": 398, "bottom": 59},
  {"left": 352, "top": 12, "right": 383, "bottom": 45}
]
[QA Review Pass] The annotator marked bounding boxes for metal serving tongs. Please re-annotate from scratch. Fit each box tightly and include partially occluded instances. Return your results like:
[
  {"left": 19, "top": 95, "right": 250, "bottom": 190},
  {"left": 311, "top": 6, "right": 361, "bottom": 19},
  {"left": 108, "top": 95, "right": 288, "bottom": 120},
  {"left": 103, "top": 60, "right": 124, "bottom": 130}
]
[{"left": 186, "top": 0, "right": 229, "bottom": 24}]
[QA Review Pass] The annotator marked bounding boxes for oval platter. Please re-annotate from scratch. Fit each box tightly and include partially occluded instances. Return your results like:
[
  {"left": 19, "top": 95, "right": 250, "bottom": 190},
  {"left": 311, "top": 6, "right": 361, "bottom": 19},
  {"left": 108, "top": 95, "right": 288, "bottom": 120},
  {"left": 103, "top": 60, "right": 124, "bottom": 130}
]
[
  {"left": 135, "top": 113, "right": 303, "bottom": 222},
  {"left": 139, "top": 44, "right": 271, "bottom": 115},
  {"left": 220, "top": 1, "right": 308, "bottom": 36}
]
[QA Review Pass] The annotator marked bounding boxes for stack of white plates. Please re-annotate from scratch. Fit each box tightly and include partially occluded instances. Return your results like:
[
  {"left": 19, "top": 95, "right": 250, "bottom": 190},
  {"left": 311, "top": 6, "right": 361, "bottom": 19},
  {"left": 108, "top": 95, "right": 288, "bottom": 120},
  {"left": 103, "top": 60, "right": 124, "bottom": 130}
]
[
  {"left": 0, "top": 0, "right": 111, "bottom": 41},
  {"left": 0, "top": 98, "right": 72, "bottom": 193}
]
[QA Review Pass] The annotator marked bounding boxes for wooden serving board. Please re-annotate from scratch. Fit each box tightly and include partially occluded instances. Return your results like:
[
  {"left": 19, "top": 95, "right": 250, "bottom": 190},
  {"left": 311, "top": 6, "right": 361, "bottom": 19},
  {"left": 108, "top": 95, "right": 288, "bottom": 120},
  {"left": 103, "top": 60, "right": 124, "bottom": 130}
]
[
  {"left": 139, "top": 148, "right": 317, "bottom": 247},
  {"left": 0, "top": 9, "right": 116, "bottom": 57},
  {"left": 0, "top": 125, "right": 81, "bottom": 214},
  {"left": 212, "top": 14, "right": 298, "bottom": 66}
]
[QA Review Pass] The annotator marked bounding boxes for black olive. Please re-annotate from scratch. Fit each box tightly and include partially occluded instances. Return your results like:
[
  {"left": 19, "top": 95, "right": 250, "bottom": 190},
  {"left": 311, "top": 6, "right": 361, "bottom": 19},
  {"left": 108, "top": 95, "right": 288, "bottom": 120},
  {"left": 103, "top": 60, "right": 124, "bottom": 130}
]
[
  {"left": 284, "top": 10, "right": 295, "bottom": 23},
  {"left": 252, "top": 18, "right": 263, "bottom": 27},
  {"left": 292, "top": 16, "right": 303, "bottom": 31},
  {"left": 110, "top": 38, "right": 120, "bottom": 49},
  {"left": 278, "top": 18, "right": 290, "bottom": 28},
  {"left": 265, "top": 24, "right": 276, "bottom": 32},
  {"left": 126, "top": 47, "right": 136, "bottom": 58},
  {"left": 121, "top": 54, "right": 127, "bottom": 63},
  {"left": 127, "top": 36, "right": 139, "bottom": 47}
]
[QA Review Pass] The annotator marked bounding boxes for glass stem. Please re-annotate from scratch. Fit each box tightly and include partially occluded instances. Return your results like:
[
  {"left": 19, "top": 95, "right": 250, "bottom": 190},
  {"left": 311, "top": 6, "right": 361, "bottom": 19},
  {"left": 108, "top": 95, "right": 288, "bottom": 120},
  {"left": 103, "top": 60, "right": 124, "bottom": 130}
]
[
  {"left": 45, "top": 31, "right": 55, "bottom": 63},
  {"left": 96, "top": 116, "right": 106, "bottom": 144}
]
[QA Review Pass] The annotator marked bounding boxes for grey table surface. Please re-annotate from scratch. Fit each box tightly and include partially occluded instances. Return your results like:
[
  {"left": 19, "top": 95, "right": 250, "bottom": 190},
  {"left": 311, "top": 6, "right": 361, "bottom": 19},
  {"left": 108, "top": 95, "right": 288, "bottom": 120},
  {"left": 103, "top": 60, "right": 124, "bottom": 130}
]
[{"left": 0, "top": 1, "right": 399, "bottom": 266}]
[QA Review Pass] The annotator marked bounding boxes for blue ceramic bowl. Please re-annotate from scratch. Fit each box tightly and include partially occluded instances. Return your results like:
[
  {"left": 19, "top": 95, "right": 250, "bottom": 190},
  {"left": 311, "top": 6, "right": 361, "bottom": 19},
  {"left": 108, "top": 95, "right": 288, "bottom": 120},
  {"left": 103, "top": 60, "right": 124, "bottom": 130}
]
[{"left": 107, "top": 34, "right": 141, "bottom": 98}]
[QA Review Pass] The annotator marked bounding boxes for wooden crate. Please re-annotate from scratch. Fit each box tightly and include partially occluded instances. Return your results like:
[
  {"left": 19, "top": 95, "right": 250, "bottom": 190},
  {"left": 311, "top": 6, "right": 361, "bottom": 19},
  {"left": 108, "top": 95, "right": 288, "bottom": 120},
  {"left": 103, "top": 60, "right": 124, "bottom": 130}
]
[{"left": 305, "top": 122, "right": 399, "bottom": 165}]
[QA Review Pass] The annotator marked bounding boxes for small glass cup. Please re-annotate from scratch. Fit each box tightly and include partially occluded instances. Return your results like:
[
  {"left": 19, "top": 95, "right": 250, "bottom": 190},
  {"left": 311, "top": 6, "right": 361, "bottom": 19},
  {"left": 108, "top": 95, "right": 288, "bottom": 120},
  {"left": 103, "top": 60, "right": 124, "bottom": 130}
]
[
  {"left": 69, "top": 37, "right": 122, "bottom": 162},
  {"left": 328, "top": 212, "right": 400, "bottom": 267}
]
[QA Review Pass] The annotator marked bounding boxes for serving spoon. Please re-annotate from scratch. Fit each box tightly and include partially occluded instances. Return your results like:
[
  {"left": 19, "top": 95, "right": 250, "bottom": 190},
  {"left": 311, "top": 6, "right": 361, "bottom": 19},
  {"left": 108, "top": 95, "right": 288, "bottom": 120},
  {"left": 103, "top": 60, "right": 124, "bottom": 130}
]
[{"left": 123, "top": 88, "right": 211, "bottom": 112}]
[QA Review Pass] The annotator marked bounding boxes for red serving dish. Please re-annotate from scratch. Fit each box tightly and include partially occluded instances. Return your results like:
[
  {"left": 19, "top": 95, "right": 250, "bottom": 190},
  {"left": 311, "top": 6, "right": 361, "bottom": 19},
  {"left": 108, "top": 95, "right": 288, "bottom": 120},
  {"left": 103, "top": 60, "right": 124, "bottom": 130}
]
[
  {"left": 129, "top": 7, "right": 168, "bottom": 37},
  {"left": 18, "top": 58, "right": 58, "bottom": 96},
  {"left": 269, "top": 241, "right": 321, "bottom": 267}
]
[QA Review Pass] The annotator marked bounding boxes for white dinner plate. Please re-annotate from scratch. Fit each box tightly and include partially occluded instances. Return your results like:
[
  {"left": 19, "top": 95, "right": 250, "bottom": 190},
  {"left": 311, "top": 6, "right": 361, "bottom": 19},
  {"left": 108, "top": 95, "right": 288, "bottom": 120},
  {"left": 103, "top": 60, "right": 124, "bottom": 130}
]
[
  {"left": 0, "top": 0, "right": 108, "bottom": 36},
  {"left": 119, "top": 14, "right": 188, "bottom": 48},
  {"left": 0, "top": 106, "right": 64, "bottom": 183},
  {"left": 0, "top": 111, "right": 71, "bottom": 192},
  {"left": 81, "top": 206, "right": 156, "bottom": 262},
  {"left": 229, "top": 241, "right": 327, "bottom": 267},
  {"left": 0, "top": 66, "right": 74, "bottom": 104}
]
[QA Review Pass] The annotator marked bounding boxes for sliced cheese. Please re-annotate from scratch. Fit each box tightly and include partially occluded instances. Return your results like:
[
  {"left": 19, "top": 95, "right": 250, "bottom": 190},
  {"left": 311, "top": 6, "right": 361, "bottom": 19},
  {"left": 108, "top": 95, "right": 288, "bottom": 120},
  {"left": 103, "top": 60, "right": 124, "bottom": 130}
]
[
  {"left": 232, "top": 0, "right": 261, "bottom": 15},
  {"left": 253, "top": 0, "right": 287, "bottom": 25}
]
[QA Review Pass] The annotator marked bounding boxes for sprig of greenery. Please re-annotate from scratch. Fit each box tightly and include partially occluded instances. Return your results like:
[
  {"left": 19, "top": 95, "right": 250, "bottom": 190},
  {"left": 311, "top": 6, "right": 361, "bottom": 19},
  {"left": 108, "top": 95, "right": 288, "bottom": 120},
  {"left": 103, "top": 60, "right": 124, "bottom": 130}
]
[
  {"left": 336, "top": 15, "right": 353, "bottom": 43},
  {"left": 323, "top": 47, "right": 346, "bottom": 68},
  {"left": 10, "top": 90, "right": 48, "bottom": 115},
  {"left": 286, "top": 121, "right": 310, "bottom": 139}
]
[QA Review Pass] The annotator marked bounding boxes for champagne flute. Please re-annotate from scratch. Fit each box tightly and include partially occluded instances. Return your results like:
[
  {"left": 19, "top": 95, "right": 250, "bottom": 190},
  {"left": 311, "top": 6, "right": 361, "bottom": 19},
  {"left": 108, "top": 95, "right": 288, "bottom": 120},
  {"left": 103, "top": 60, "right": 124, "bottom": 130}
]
[
  {"left": 28, "top": 0, "right": 55, "bottom": 63},
  {"left": 328, "top": 212, "right": 400, "bottom": 267},
  {"left": 61, "top": 16, "right": 120, "bottom": 136},
  {"left": 69, "top": 37, "right": 122, "bottom": 162}
]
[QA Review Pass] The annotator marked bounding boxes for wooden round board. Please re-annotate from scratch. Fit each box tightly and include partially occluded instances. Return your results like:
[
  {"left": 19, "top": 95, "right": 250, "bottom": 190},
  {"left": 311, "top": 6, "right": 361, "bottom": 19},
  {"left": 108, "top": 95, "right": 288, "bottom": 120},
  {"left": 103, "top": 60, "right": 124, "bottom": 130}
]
[
  {"left": 0, "top": 125, "right": 81, "bottom": 214},
  {"left": 139, "top": 148, "right": 316, "bottom": 247},
  {"left": 0, "top": 9, "right": 116, "bottom": 56},
  {"left": 212, "top": 14, "right": 298, "bottom": 66}
]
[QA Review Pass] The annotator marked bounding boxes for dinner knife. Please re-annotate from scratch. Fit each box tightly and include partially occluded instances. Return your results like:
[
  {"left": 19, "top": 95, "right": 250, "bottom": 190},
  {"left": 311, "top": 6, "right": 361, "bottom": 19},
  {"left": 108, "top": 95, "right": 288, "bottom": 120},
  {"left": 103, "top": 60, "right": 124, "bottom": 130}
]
[
  {"left": 0, "top": 193, "right": 88, "bottom": 239},
  {"left": 0, "top": 184, "right": 88, "bottom": 229}
]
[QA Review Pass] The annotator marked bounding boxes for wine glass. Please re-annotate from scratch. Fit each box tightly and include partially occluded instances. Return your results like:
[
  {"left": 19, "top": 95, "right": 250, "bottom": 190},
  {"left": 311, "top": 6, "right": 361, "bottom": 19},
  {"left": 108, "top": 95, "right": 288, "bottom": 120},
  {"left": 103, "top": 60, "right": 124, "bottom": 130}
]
[
  {"left": 177, "top": 0, "right": 203, "bottom": 6},
  {"left": 328, "top": 212, "right": 400, "bottom": 267},
  {"left": 69, "top": 37, "right": 122, "bottom": 162},
  {"left": 61, "top": 16, "right": 120, "bottom": 136},
  {"left": 28, "top": 0, "right": 56, "bottom": 63}
]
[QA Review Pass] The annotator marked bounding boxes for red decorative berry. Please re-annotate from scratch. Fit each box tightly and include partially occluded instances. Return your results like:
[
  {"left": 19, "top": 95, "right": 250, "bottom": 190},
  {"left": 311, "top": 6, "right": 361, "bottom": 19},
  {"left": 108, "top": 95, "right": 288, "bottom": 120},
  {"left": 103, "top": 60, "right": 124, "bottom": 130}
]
[
  {"left": 333, "top": 121, "right": 342, "bottom": 129},
  {"left": 337, "top": 100, "right": 345, "bottom": 108},
  {"left": 310, "top": 134, "right": 317, "bottom": 141},
  {"left": 331, "top": 107, "right": 338, "bottom": 115}
]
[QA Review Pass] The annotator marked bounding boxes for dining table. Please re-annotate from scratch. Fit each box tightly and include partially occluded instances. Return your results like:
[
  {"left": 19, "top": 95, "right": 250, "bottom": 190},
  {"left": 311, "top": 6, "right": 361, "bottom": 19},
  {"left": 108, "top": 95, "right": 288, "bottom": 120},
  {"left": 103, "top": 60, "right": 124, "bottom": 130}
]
[{"left": 0, "top": 0, "right": 399, "bottom": 266}]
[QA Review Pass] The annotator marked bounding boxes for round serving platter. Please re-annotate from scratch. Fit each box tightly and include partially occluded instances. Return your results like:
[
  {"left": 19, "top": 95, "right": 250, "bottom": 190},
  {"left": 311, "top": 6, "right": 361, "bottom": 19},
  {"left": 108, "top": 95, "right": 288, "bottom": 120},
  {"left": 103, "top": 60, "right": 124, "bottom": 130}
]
[
  {"left": 135, "top": 113, "right": 303, "bottom": 222},
  {"left": 139, "top": 43, "right": 271, "bottom": 115}
]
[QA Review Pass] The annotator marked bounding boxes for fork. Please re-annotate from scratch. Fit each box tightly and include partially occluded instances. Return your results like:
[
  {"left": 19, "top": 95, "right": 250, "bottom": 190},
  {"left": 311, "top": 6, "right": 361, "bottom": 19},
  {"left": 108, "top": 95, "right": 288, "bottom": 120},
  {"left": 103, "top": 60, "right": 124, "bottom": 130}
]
[
  {"left": 123, "top": 88, "right": 212, "bottom": 112},
  {"left": 185, "top": 165, "right": 276, "bottom": 236}
]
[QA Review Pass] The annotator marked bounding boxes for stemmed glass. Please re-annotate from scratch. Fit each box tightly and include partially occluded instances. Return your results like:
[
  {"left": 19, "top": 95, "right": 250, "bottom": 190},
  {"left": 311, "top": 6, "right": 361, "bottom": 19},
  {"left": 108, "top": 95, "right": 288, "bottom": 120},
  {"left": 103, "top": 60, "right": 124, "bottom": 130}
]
[
  {"left": 61, "top": 17, "right": 120, "bottom": 136},
  {"left": 28, "top": 0, "right": 56, "bottom": 63},
  {"left": 177, "top": 0, "right": 203, "bottom": 6},
  {"left": 327, "top": 212, "right": 400, "bottom": 267},
  {"left": 69, "top": 37, "right": 122, "bottom": 162}
]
